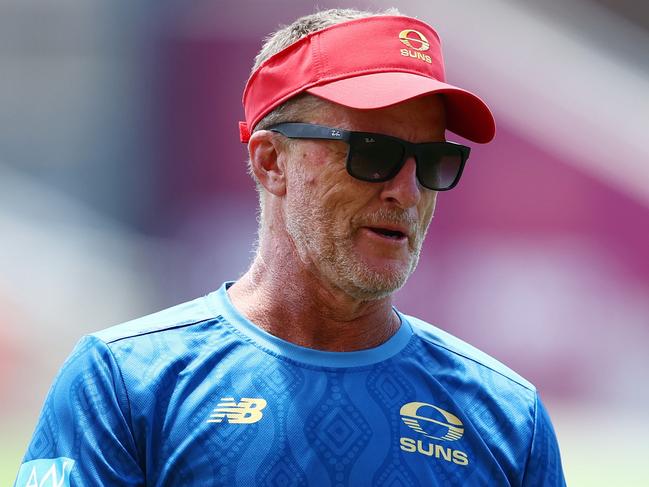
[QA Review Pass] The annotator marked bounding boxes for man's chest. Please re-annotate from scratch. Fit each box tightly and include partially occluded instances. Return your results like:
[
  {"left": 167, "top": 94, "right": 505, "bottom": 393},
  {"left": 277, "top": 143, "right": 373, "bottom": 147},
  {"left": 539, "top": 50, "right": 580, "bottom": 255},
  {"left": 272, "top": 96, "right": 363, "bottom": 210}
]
[{"left": 133, "top": 360, "right": 513, "bottom": 486}]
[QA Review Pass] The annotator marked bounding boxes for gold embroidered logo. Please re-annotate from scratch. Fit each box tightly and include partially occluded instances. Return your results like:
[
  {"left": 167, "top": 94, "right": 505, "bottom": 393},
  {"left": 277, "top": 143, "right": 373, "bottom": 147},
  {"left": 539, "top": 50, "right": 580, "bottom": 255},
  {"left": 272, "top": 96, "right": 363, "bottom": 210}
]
[
  {"left": 399, "top": 401, "right": 469, "bottom": 466},
  {"left": 400, "top": 401, "right": 464, "bottom": 440},
  {"left": 398, "top": 29, "right": 433, "bottom": 64},
  {"left": 398, "top": 29, "right": 430, "bottom": 51},
  {"left": 207, "top": 397, "right": 267, "bottom": 424}
]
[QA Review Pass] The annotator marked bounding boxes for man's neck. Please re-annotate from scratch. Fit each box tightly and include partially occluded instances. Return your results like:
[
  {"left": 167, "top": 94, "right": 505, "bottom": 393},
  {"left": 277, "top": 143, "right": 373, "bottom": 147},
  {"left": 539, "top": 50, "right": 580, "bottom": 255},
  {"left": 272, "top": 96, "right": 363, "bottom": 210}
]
[{"left": 227, "top": 248, "right": 401, "bottom": 352}]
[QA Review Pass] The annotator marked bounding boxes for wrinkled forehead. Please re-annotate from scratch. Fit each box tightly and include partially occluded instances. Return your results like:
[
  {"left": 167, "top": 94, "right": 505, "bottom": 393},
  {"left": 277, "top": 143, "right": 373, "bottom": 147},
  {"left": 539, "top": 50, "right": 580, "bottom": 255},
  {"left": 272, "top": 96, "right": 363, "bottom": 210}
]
[{"left": 302, "top": 95, "right": 447, "bottom": 140}]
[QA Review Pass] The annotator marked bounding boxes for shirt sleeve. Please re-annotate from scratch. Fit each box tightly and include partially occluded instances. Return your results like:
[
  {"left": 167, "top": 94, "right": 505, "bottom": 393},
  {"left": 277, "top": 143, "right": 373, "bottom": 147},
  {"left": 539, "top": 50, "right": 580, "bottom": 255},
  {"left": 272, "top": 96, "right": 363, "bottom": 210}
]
[
  {"left": 15, "top": 335, "right": 144, "bottom": 487},
  {"left": 522, "top": 393, "right": 567, "bottom": 487}
]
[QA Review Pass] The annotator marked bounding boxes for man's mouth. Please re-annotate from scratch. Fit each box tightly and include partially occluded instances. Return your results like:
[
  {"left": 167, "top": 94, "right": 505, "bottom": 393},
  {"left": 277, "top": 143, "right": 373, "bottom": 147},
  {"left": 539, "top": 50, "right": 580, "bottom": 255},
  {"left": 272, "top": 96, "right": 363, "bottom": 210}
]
[{"left": 366, "top": 227, "right": 407, "bottom": 240}]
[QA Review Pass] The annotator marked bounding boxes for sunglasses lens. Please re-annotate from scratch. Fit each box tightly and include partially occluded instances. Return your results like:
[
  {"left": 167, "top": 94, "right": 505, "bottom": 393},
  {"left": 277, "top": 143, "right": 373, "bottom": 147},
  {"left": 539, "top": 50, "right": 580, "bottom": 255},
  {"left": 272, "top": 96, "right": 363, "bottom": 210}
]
[
  {"left": 347, "top": 135, "right": 404, "bottom": 182},
  {"left": 418, "top": 145, "right": 464, "bottom": 190}
]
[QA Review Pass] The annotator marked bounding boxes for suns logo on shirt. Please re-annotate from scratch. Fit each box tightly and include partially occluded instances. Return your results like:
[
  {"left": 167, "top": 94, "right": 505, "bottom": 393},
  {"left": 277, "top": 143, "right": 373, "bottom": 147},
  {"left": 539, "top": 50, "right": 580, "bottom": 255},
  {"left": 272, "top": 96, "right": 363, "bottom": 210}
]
[
  {"left": 400, "top": 401, "right": 464, "bottom": 440},
  {"left": 207, "top": 397, "right": 267, "bottom": 424},
  {"left": 399, "top": 401, "right": 469, "bottom": 466}
]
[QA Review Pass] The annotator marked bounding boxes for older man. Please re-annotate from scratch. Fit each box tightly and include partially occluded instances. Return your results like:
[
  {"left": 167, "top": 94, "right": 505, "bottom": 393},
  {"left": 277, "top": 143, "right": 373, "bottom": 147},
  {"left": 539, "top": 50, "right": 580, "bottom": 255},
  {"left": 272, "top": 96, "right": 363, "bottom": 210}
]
[{"left": 16, "top": 8, "right": 566, "bottom": 487}]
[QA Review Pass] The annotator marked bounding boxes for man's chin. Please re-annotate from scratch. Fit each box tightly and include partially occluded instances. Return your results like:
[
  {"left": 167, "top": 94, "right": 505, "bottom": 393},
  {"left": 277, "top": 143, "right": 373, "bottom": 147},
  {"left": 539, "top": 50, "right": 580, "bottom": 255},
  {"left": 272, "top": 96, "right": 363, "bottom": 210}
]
[{"left": 332, "top": 257, "right": 414, "bottom": 301}]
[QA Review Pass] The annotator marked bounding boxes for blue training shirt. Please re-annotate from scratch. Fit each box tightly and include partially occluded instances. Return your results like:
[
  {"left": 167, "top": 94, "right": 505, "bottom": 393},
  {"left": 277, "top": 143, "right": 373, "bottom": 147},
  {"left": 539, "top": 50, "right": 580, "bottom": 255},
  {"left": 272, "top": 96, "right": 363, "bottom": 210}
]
[{"left": 16, "top": 282, "right": 566, "bottom": 486}]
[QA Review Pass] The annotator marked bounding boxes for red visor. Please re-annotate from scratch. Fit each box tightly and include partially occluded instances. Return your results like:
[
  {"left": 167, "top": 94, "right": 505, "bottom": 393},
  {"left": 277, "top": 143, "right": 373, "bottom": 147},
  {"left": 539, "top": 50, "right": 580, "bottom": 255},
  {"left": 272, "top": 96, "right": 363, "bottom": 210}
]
[{"left": 240, "top": 16, "right": 495, "bottom": 143}]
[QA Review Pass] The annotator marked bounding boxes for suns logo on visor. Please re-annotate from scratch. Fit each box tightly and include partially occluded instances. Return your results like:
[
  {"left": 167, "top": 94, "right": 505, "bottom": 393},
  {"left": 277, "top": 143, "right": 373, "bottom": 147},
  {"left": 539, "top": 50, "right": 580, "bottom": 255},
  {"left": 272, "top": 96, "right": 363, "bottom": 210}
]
[
  {"left": 398, "top": 29, "right": 432, "bottom": 64},
  {"left": 398, "top": 29, "right": 430, "bottom": 51}
]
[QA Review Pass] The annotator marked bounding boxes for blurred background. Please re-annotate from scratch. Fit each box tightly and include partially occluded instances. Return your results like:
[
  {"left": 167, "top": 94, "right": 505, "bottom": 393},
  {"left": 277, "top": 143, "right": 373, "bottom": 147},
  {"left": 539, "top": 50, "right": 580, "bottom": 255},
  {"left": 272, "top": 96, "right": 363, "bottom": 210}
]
[{"left": 1, "top": 0, "right": 648, "bottom": 485}]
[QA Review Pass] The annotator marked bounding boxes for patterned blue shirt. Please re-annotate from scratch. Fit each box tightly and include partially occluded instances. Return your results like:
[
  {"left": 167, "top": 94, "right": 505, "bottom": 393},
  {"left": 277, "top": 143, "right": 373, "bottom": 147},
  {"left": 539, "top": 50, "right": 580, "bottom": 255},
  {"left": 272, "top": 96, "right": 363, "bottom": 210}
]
[{"left": 16, "top": 282, "right": 566, "bottom": 486}]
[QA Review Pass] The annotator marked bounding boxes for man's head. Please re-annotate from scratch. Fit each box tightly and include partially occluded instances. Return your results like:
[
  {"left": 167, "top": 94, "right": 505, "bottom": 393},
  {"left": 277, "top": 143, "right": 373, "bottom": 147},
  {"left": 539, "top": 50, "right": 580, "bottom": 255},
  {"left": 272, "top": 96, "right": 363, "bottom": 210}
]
[
  {"left": 240, "top": 9, "right": 495, "bottom": 300},
  {"left": 280, "top": 95, "right": 446, "bottom": 300}
]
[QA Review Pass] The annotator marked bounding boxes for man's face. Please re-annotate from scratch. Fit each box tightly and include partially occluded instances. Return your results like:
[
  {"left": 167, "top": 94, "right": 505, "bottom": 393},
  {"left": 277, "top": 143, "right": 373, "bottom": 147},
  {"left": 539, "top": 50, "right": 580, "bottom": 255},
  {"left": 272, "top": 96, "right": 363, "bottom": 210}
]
[{"left": 281, "top": 96, "right": 445, "bottom": 300}]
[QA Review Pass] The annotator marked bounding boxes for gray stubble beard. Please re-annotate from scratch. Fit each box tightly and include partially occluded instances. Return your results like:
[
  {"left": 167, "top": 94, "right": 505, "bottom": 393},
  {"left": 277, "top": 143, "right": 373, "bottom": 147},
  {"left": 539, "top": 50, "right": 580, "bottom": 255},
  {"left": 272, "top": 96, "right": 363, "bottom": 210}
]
[{"left": 285, "top": 193, "right": 428, "bottom": 302}]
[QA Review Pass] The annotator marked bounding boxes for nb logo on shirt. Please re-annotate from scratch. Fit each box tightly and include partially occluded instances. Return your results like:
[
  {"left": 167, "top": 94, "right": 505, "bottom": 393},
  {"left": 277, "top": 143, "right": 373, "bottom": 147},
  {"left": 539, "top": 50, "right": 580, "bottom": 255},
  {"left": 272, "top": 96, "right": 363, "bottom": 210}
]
[{"left": 207, "top": 397, "right": 267, "bottom": 424}]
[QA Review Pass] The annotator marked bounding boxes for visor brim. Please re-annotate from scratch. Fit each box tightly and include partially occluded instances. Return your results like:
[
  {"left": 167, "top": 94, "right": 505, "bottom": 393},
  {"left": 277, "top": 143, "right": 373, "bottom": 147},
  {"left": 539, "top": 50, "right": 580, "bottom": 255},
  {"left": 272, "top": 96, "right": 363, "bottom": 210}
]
[{"left": 307, "top": 72, "right": 495, "bottom": 144}]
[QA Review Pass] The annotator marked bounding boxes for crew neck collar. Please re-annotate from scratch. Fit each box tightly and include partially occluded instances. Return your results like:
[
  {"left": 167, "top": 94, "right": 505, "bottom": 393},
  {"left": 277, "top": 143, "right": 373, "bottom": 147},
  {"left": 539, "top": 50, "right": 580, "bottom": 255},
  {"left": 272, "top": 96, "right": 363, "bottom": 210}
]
[{"left": 207, "top": 281, "right": 414, "bottom": 368}]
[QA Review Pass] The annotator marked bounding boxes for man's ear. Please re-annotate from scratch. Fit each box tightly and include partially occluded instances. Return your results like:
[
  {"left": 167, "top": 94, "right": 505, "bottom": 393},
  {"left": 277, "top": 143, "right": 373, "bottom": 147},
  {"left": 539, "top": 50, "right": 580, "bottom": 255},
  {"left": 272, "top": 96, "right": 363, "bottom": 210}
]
[{"left": 248, "top": 130, "right": 287, "bottom": 196}]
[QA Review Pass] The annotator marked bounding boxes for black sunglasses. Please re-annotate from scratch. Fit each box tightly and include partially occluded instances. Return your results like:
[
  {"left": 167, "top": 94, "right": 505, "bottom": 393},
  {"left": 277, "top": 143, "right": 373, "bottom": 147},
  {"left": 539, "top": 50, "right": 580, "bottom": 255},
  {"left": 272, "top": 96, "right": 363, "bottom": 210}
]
[{"left": 267, "top": 123, "right": 471, "bottom": 191}]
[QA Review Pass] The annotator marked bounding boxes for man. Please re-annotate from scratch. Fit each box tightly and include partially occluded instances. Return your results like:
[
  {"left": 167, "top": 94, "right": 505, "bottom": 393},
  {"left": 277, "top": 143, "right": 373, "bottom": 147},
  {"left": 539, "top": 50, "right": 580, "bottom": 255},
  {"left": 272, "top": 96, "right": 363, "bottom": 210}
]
[{"left": 16, "top": 8, "right": 566, "bottom": 486}]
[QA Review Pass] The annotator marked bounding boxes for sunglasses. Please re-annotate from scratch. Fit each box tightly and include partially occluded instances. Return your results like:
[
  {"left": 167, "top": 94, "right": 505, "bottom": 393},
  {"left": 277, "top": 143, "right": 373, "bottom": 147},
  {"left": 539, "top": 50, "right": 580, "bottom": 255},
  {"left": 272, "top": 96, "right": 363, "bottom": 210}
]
[{"left": 267, "top": 123, "right": 471, "bottom": 191}]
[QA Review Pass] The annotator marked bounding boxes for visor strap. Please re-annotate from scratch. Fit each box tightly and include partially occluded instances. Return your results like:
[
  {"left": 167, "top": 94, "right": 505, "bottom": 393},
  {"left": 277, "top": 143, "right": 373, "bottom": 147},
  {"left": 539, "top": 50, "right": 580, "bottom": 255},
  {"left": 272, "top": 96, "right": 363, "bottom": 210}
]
[{"left": 239, "top": 121, "right": 251, "bottom": 143}]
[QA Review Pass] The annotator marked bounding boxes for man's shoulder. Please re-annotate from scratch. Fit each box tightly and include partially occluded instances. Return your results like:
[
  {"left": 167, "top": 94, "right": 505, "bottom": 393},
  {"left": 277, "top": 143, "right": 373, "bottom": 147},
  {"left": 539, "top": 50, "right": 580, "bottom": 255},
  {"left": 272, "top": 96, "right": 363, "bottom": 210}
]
[
  {"left": 91, "top": 294, "right": 216, "bottom": 345},
  {"left": 404, "top": 313, "right": 535, "bottom": 393}
]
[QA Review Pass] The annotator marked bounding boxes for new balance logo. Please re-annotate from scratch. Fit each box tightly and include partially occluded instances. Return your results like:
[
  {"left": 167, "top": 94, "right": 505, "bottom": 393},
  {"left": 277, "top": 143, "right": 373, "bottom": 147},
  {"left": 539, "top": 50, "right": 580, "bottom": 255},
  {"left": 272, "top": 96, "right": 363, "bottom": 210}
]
[{"left": 207, "top": 397, "right": 267, "bottom": 424}]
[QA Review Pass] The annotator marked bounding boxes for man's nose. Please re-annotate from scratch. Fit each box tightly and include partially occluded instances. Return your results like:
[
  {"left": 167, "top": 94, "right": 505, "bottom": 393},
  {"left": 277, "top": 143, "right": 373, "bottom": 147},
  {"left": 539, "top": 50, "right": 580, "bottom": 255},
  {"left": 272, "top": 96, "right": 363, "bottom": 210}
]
[{"left": 379, "top": 157, "right": 423, "bottom": 208}]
